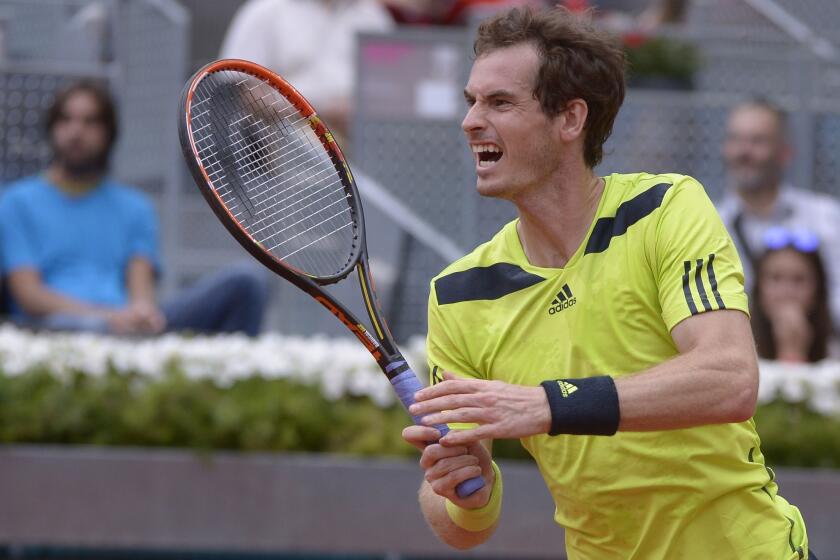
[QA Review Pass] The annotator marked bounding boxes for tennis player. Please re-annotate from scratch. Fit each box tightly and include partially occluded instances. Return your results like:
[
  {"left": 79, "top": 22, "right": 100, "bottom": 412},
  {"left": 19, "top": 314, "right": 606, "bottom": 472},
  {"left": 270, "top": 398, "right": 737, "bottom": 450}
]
[{"left": 401, "top": 6, "right": 812, "bottom": 559}]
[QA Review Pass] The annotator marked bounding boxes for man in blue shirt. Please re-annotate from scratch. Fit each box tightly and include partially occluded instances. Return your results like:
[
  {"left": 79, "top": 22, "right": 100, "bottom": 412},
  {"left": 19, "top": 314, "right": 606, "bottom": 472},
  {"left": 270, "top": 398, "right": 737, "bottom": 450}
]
[{"left": 0, "top": 80, "right": 268, "bottom": 336}]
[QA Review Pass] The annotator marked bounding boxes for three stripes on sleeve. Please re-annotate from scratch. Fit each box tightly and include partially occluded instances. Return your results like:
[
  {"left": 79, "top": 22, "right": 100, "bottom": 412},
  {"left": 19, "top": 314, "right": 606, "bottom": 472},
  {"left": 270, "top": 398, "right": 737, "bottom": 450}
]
[{"left": 682, "top": 253, "right": 725, "bottom": 315}]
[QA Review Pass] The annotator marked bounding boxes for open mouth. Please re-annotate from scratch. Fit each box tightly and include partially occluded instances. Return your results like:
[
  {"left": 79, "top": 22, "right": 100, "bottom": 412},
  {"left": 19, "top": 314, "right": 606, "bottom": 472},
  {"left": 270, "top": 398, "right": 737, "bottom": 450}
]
[{"left": 473, "top": 144, "right": 503, "bottom": 168}]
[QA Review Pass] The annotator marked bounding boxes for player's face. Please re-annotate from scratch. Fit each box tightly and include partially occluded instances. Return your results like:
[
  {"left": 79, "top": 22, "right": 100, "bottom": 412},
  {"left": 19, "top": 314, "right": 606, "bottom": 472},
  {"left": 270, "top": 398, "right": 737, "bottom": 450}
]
[
  {"left": 461, "top": 43, "right": 564, "bottom": 200},
  {"left": 758, "top": 248, "right": 817, "bottom": 312},
  {"left": 50, "top": 91, "right": 111, "bottom": 176},
  {"left": 723, "top": 106, "right": 787, "bottom": 192}
]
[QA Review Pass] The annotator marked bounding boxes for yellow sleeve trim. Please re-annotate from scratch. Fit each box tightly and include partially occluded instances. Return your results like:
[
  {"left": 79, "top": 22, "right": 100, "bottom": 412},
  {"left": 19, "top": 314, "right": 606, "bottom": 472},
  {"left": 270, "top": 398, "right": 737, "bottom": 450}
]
[{"left": 445, "top": 461, "right": 502, "bottom": 532}]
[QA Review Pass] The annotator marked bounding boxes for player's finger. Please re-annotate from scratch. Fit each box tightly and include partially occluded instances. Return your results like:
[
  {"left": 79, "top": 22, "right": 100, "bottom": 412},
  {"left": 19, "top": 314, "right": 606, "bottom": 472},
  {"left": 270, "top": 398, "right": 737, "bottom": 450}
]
[
  {"left": 429, "top": 465, "right": 484, "bottom": 500},
  {"left": 421, "top": 407, "right": 487, "bottom": 427},
  {"left": 414, "top": 377, "right": 483, "bottom": 401},
  {"left": 424, "top": 453, "right": 480, "bottom": 482},
  {"left": 439, "top": 425, "right": 489, "bottom": 448},
  {"left": 409, "top": 393, "right": 485, "bottom": 416},
  {"left": 402, "top": 425, "right": 442, "bottom": 450},
  {"left": 419, "top": 443, "right": 469, "bottom": 469}
]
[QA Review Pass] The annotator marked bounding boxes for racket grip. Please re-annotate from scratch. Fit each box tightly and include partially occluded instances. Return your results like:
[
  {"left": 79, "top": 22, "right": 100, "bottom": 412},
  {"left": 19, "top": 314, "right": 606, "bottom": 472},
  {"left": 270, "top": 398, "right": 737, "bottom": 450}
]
[{"left": 388, "top": 364, "right": 487, "bottom": 499}]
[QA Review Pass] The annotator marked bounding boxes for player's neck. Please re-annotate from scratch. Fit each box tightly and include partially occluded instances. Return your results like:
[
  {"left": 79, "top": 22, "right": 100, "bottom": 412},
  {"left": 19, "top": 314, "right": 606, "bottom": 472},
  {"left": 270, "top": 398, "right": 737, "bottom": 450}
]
[
  {"left": 514, "top": 168, "right": 604, "bottom": 269},
  {"left": 46, "top": 164, "right": 103, "bottom": 196},
  {"left": 737, "top": 182, "right": 781, "bottom": 219}
]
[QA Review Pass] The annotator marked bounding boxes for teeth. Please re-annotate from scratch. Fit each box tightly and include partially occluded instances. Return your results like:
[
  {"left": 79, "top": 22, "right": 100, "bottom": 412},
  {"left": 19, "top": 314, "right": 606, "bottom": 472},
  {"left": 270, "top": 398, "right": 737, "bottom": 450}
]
[{"left": 472, "top": 144, "right": 501, "bottom": 153}]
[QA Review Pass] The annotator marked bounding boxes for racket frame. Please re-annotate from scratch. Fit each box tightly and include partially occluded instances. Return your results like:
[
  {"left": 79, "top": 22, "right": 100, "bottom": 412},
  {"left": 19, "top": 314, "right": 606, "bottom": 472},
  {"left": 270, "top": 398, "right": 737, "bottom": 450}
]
[{"left": 178, "top": 59, "right": 399, "bottom": 371}]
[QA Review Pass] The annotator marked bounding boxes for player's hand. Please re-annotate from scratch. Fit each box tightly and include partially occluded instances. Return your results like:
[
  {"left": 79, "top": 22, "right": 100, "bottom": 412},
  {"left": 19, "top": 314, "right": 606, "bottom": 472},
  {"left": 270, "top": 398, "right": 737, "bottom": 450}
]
[
  {"left": 402, "top": 424, "right": 494, "bottom": 509},
  {"left": 408, "top": 371, "right": 551, "bottom": 447}
]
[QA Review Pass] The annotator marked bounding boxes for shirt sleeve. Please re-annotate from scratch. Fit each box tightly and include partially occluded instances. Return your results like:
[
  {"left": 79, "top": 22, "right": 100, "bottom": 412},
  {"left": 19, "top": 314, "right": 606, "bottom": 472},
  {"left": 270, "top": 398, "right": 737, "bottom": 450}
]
[
  {"left": 126, "top": 195, "right": 161, "bottom": 274},
  {"left": 0, "top": 193, "right": 39, "bottom": 272},
  {"left": 652, "top": 176, "right": 749, "bottom": 331},
  {"left": 427, "top": 278, "right": 482, "bottom": 387}
]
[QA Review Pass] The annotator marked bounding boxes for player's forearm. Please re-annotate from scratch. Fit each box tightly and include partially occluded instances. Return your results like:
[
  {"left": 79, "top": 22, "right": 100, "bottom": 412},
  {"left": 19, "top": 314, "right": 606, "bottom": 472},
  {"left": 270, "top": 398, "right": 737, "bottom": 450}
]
[
  {"left": 418, "top": 480, "right": 497, "bottom": 550},
  {"left": 615, "top": 344, "right": 757, "bottom": 431}
]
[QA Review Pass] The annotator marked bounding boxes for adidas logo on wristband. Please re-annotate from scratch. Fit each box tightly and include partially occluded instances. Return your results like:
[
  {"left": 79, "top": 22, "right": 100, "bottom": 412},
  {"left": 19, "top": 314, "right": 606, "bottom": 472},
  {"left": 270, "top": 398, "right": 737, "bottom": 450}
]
[{"left": 557, "top": 380, "right": 578, "bottom": 397}]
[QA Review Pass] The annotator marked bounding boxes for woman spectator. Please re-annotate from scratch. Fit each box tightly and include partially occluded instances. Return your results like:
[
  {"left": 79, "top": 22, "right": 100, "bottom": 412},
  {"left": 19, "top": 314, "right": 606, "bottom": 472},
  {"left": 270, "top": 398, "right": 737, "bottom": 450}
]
[{"left": 751, "top": 227, "right": 835, "bottom": 362}]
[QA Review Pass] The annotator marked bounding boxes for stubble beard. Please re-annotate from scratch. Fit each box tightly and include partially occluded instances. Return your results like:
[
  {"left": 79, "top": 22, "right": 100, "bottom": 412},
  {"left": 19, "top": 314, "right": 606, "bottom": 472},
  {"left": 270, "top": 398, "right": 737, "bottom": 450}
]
[{"left": 53, "top": 145, "right": 109, "bottom": 179}]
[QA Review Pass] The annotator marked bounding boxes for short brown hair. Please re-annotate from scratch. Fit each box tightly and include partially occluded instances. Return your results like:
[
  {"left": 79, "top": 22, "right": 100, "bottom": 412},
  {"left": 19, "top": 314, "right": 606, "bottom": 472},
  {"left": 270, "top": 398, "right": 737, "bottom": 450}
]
[
  {"left": 473, "top": 6, "right": 626, "bottom": 168},
  {"left": 45, "top": 80, "right": 119, "bottom": 150}
]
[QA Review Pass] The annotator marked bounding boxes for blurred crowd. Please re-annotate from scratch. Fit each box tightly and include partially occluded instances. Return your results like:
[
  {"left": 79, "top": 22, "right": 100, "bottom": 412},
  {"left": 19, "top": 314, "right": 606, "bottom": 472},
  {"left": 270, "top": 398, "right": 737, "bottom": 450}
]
[{"left": 0, "top": 0, "right": 837, "bottom": 366}]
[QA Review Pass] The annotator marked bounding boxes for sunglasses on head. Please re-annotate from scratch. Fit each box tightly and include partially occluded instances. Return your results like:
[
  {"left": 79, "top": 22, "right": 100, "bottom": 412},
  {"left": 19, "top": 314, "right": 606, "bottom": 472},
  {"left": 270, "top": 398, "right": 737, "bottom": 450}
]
[{"left": 762, "top": 227, "right": 820, "bottom": 253}]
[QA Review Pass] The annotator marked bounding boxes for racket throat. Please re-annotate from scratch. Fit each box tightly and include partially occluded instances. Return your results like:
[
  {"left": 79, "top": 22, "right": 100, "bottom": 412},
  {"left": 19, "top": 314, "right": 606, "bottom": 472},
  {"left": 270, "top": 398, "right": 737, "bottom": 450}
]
[
  {"left": 313, "top": 293, "right": 392, "bottom": 363},
  {"left": 384, "top": 359, "right": 412, "bottom": 379}
]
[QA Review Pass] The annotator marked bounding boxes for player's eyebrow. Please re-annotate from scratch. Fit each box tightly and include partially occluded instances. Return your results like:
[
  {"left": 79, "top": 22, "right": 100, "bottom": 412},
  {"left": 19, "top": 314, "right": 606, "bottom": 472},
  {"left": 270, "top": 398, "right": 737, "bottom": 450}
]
[
  {"left": 463, "top": 89, "right": 517, "bottom": 101},
  {"left": 485, "top": 89, "right": 516, "bottom": 99}
]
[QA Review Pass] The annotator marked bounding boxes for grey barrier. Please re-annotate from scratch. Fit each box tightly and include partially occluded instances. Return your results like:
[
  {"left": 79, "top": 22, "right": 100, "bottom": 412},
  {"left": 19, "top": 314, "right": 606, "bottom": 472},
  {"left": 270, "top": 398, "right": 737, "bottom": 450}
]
[{"left": 1, "top": 445, "right": 838, "bottom": 558}]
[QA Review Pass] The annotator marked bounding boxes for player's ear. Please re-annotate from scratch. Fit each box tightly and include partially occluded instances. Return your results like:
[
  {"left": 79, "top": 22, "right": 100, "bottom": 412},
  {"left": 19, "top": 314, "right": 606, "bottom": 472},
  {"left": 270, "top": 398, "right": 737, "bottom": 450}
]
[{"left": 556, "top": 98, "right": 588, "bottom": 143}]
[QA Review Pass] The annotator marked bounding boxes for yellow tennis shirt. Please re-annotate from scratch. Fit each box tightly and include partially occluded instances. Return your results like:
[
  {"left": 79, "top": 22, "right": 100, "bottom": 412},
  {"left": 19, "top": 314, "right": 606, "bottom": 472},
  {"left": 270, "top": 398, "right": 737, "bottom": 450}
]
[{"left": 427, "top": 173, "right": 808, "bottom": 559}]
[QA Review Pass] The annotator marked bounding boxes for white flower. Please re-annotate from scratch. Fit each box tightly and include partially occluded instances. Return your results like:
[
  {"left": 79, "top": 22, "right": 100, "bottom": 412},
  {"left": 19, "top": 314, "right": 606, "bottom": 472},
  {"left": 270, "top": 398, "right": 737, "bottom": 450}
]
[{"left": 1, "top": 325, "right": 839, "bottom": 415}]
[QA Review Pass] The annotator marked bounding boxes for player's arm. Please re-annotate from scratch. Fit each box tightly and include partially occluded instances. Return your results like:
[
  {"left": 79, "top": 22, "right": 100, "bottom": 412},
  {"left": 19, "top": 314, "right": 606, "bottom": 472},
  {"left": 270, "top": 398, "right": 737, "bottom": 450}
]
[
  {"left": 410, "top": 309, "right": 755, "bottom": 444},
  {"left": 615, "top": 308, "right": 756, "bottom": 430},
  {"left": 402, "top": 427, "right": 499, "bottom": 550},
  {"left": 615, "top": 176, "right": 758, "bottom": 430}
]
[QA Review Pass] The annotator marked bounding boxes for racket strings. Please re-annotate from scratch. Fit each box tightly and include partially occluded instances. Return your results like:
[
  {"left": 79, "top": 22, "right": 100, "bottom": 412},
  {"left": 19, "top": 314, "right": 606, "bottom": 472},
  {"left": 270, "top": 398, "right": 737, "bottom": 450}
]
[{"left": 188, "top": 70, "right": 358, "bottom": 278}]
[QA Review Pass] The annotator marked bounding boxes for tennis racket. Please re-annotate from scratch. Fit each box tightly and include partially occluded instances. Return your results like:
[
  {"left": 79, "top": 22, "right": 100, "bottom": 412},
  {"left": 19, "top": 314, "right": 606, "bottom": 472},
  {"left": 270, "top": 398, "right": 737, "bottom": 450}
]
[{"left": 178, "top": 59, "right": 484, "bottom": 498}]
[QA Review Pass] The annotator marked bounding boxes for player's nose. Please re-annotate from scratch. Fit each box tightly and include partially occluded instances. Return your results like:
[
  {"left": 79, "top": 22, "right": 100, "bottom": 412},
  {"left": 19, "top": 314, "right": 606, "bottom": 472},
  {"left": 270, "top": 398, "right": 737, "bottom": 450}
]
[{"left": 461, "top": 103, "right": 486, "bottom": 134}]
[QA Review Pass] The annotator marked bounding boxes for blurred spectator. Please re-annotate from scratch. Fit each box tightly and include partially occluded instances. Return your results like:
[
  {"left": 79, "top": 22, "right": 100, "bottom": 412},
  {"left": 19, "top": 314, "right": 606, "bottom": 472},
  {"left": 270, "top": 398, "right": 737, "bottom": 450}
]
[
  {"left": 219, "top": 0, "right": 394, "bottom": 142},
  {"left": 0, "top": 80, "right": 269, "bottom": 336},
  {"left": 566, "top": 0, "right": 689, "bottom": 32},
  {"left": 717, "top": 98, "right": 840, "bottom": 327},
  {"left": 751, "top": 227, "right": 835, "bottom": 362},
  {"left": 385, "top": 0, "right": 545, "bottom": 26}
]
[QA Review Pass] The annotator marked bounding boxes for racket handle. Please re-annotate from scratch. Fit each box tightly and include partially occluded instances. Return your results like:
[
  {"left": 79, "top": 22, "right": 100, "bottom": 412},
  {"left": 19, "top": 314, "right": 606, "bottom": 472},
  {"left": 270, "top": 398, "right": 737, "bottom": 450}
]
[{"left": 388, "top": 364, "right": 487, "bottom": 499}]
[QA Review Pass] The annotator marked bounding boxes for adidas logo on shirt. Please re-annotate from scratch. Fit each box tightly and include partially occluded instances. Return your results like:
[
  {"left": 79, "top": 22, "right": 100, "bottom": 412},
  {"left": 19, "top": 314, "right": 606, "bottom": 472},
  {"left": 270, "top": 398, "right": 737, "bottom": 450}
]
[{"left": 548, "top": 283, "right": 577, "bottom": 315}]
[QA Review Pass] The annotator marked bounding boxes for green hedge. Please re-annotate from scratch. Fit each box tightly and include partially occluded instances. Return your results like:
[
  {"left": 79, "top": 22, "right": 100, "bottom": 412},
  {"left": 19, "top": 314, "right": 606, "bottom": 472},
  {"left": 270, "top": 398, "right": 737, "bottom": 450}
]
[{"left": 1, "top": 369, "right": 838, "bottom": 467}]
